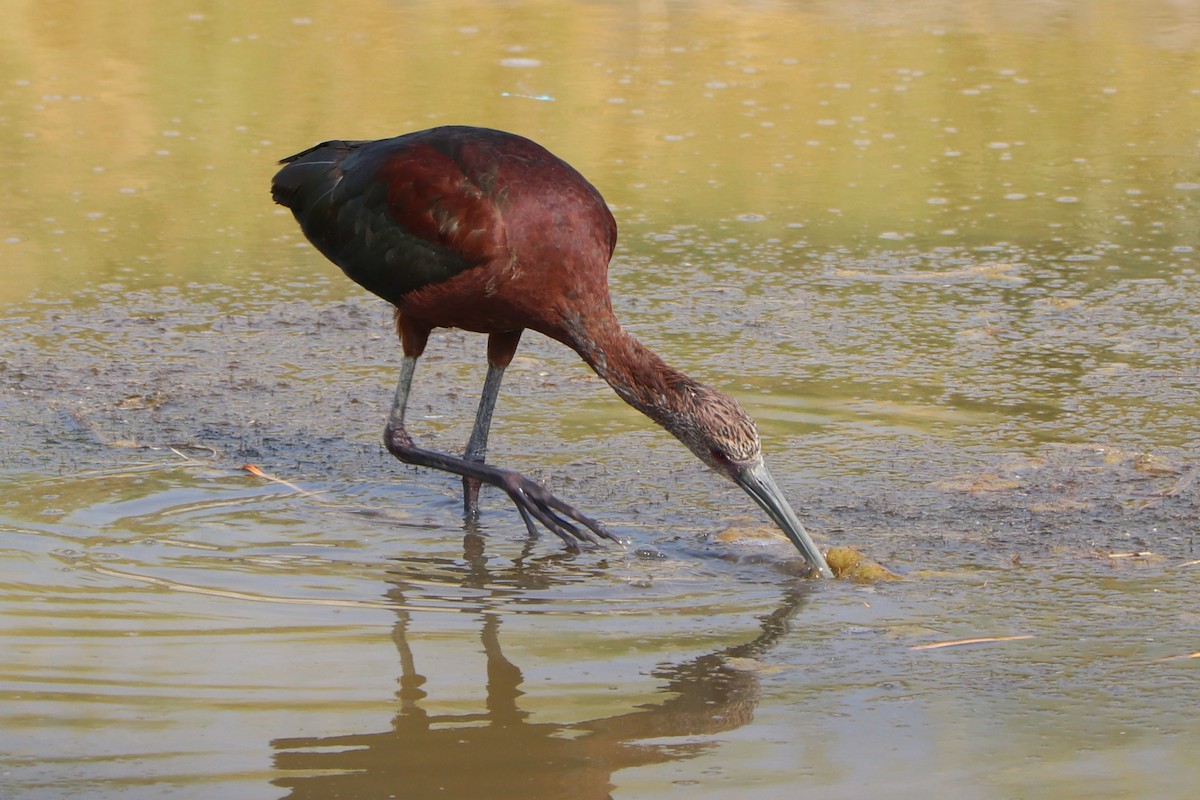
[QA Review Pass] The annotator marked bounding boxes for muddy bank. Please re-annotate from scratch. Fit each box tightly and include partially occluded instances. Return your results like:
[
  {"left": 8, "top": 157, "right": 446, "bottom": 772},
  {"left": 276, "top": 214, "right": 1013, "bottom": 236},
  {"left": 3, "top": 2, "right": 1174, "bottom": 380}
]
[{"left": 3, "top": 286, "right": 1195, "bottom": 568}]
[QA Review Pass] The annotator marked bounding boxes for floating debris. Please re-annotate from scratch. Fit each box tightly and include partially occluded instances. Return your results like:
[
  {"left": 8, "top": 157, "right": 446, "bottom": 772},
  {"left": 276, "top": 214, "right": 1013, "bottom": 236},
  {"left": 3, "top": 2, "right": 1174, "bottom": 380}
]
[
  {"left": 911, "top": 634, "right": 1035, "bottom": 651},
  {"left": 825, "top": 546, "right": 902, "bottom": 582}
]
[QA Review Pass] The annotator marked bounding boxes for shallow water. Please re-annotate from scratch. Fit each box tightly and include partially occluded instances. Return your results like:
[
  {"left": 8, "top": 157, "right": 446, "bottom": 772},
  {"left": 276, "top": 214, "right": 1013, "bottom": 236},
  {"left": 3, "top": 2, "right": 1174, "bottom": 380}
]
[{"left": 2, "top": 1, "right": 1199, "bottom": 798}]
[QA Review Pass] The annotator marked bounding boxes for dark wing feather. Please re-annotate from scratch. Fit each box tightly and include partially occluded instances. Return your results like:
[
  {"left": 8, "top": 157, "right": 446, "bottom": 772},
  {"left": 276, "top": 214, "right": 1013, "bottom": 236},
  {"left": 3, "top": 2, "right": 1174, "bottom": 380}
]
[{"left": 271, "top": 136, "right": 506, "bottom": 306}]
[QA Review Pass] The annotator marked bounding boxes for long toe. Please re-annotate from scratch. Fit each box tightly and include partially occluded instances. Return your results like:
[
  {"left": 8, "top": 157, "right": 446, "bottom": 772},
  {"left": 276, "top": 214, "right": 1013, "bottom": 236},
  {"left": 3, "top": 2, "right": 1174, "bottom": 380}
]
[
  {"left": 540, "top": 497, "right": 621, "bottom": 546},
  {"left": 498, "top": 469, "right": 621, "bottom": 548}
]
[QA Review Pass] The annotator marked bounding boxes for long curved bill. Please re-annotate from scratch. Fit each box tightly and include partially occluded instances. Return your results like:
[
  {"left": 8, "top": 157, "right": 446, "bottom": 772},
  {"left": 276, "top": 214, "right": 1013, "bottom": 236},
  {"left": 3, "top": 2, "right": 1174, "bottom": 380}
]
[{"left": 735, "top": 460, "right": 832, "bottom": 578}]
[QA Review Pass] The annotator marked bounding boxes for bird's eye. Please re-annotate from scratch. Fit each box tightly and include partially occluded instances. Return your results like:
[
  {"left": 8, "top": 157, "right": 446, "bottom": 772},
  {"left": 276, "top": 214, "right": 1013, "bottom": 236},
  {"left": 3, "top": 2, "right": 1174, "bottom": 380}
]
[{"left": 709, "top": 448, "right": 730, "bottom": 466}]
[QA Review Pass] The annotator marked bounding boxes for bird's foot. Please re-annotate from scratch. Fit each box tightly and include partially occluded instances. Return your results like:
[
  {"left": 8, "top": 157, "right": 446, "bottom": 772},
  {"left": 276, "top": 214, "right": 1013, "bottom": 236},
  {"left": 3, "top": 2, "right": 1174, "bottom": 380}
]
[
  {"left": 493, "top": 468, "right": 622, "bottom": 550},
  {"left": 385, "top": 424, "right": 620, "bottom": 551}
]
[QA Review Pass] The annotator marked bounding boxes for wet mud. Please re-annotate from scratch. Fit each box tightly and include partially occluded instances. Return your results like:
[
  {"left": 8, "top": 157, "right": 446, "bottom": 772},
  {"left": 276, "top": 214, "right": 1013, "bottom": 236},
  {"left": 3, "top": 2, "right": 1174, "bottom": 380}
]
[{"left": 4, "top": 284, "right": 1194, "bottom": 569}]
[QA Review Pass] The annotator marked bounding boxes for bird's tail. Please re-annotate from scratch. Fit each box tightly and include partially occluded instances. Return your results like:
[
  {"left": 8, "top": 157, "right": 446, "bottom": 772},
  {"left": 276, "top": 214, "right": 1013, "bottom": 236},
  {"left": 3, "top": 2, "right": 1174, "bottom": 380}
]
[{"left": 270, "top": 140, "right": 367, "bottom": 209}]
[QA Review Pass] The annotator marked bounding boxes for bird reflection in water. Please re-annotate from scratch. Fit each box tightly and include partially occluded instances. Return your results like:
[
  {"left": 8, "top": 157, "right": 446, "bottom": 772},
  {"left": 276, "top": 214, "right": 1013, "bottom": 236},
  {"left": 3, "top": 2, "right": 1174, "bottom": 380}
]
[{"left": 270, "top": 532, "right": 812, "bottom": 798}]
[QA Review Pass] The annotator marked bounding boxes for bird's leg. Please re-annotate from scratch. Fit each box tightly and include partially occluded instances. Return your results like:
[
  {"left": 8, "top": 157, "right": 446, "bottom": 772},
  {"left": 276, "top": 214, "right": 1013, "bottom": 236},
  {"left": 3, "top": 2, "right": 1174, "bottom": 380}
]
[
  {"left": 461, "top": 362, "right": 507, "bottom": 518},
  {"left": 382, "top": 341, "right": 618, "bottom": 550},
  {"left": 461, "top": 331, "right": 523, "bottom": 518},
  {"left": 385, "top": 354, "right": 420, "bottom": 441}
]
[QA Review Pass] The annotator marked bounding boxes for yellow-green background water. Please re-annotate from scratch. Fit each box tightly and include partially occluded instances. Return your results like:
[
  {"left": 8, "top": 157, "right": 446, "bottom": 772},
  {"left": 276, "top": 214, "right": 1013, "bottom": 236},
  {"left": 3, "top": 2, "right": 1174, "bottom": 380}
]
[{"left": 2, "top": 2, "right": 1198, "bottom": 798}]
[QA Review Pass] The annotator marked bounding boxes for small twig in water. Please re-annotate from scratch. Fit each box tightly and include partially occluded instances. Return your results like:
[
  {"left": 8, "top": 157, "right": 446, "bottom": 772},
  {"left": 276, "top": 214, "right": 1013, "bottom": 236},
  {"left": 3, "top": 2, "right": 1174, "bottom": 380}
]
[
  {"left": 910, "top": 634, "right": 1035, "bottom": 651},
  {"left": 243, "top": 463, "right": 324, "bottom": 499}
]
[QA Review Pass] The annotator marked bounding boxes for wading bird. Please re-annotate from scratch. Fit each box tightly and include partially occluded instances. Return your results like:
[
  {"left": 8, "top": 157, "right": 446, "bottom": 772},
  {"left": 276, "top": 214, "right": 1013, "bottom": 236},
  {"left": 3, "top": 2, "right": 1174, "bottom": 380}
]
[{"left": 272, "top": 126, "right": 831, "bottom": 577}]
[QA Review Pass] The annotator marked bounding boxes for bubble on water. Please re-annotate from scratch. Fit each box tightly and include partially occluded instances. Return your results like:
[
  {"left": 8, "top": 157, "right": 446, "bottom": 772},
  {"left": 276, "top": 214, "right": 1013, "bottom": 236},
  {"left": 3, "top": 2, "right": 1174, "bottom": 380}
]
[
  {"left": 816, "top": 119, "right": 837, "bottom": 126},
  {"left": 500, "top": 58, "right": 540, "bottom": 68},
  {"left": 1056, "top": 196, "right": 1079, "bottom": 203},
  {"left": 737, "top": 213, "right": 766, "bottom": 223},
  {"left": 1175, "top": 182, "right": 1200, "bottom": 191},
  {"left": 291, "top": 17, "right": 312, "bottom": 25},
  {"left": 988, "top": 142, "right": 1010, "bottom": 149},
  {"left": 927, "top": 197, "right": 948, "bottom": 205},
  {"left": 1004, "top": 193, "right": 1027, "bottom": 200}
]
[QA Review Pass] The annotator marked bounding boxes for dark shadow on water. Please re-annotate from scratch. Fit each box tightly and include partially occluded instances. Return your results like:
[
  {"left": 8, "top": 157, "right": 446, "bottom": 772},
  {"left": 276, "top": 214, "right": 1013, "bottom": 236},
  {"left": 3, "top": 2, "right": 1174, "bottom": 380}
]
[{"left": 270, "top": 531, "right": 811, "bottom": 799}]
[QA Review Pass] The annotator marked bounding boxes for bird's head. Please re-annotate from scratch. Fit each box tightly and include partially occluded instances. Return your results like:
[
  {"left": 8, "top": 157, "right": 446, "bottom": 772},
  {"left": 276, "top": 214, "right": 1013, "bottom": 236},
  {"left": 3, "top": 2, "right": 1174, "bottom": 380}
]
[
  {"left": 669, "top": 383, "right": 764, "bottom": 480},
  {"left": 668, "top": 383, "right": 832, "bottom": 577}
]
